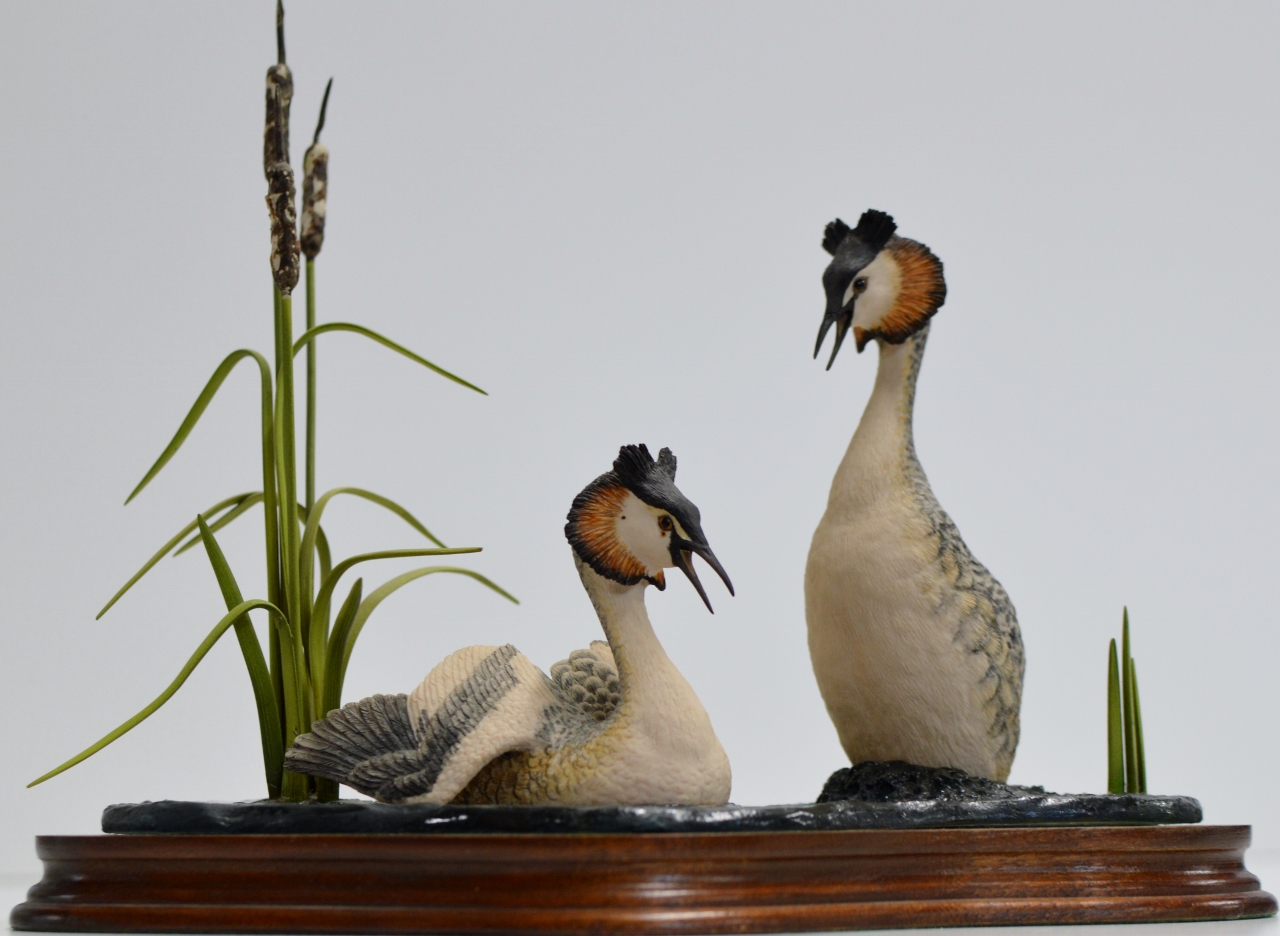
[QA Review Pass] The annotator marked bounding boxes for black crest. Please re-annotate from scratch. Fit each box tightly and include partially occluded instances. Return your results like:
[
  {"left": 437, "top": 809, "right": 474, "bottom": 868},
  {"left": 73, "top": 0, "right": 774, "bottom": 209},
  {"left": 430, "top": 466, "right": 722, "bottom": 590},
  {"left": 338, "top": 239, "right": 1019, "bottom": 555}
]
[
  {"left": 613, "top": 443, "right": 675, "bottom": 486},
  {"left": 610, "top": 443, "right": 703, "bottom": 544},
  {"left": 822, "top": 219, "right": 852, "bottom": 255},
  {"left": 852, "top": 209, "right": 897, "bottom": 253},
  {"left": 565, "top": 444, "right": 694, "bottom": 588},
  {"left": 823, "top": 210, "right": 897, "bottom": 256}
]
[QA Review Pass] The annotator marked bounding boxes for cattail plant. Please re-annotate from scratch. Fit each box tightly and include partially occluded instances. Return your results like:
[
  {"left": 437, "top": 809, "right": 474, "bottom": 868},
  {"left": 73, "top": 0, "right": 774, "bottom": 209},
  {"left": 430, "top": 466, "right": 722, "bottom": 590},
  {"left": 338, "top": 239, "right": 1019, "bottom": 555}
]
[
  {"left": 1107, "top": 607, "right": 1147, "bottom": 794},
  {"left": 29, "top": 2, "right": 515, "bottom": 803}
]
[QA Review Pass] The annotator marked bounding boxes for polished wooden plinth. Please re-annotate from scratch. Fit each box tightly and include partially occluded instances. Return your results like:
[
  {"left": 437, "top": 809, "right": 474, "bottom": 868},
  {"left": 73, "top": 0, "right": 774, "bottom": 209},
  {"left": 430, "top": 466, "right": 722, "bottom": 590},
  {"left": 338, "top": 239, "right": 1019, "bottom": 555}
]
[{"left": 11, "top": 825, "right": 1276, "bottom": 933}]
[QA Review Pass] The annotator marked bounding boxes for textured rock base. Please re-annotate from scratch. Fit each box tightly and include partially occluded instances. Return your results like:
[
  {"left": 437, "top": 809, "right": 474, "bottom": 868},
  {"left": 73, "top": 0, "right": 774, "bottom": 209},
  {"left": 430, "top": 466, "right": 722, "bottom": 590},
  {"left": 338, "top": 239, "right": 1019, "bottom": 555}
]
[
  {"left": 102, "top": 761, "right": 1200, "bottom": 835},
  {"left": 818, "top": 759, "right": 1047, "bottom": 803}
]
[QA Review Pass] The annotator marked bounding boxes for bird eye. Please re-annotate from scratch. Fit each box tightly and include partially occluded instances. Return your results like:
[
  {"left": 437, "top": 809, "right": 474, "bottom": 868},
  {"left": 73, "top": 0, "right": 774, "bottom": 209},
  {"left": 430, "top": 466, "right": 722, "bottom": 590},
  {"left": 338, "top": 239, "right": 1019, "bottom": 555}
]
[
  {"left": 854, "top": 277, "right": 868, "bottom": 292},
  {"left": 658, "top": 515, "right": 674, "bottom": 533}
]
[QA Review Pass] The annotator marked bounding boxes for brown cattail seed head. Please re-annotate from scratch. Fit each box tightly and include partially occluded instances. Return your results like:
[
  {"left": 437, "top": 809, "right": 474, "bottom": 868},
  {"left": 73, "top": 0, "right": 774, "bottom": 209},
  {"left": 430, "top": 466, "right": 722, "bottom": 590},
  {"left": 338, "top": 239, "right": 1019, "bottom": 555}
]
[
  {"left": 300, "top": 142, "right": 328, "bottom": 260},
  {"left": 267, "top": 161, "right": 300, "bottom": 294},
  {"left": 263, "top": 64, "right": 293, "bottom": 174}
]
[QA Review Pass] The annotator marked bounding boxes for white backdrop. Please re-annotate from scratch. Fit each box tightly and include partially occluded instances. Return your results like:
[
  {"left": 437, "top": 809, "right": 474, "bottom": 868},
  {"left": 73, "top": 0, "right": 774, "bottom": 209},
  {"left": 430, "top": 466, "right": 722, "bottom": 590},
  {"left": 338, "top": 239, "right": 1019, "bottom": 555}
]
[{"left": 1, "top": 1, "right": 1276, "bottom": 877}]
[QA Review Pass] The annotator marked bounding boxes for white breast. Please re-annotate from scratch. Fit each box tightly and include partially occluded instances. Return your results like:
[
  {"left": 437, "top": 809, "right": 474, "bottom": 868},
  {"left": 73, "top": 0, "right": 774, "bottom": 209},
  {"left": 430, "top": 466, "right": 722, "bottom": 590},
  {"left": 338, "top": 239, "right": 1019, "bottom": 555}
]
[
  {"left": 804, "top": 332, "right": 1014, "bottom": 781},
  {"left": 806, "top": 490, "right": 998, "bottom": 778}
]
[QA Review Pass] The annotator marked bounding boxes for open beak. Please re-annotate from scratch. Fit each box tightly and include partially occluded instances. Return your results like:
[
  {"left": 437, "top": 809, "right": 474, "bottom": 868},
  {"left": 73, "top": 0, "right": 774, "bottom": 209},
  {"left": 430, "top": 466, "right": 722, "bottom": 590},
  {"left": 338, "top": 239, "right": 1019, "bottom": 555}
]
[
  {"left": 669, "top": 534, "right": 734, "bottom": 614},
  {"left": 814, "top": 296, "right": 853, "bottom": 371}
]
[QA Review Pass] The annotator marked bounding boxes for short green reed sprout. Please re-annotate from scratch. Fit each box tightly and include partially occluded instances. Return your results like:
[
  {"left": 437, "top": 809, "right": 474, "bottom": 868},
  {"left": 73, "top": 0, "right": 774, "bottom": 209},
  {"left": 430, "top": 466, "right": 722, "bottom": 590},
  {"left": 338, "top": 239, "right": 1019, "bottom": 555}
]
[
  {"left": 1107, "top": 607, "right": 1147, "bottom": 794},
  {"left": 29, "top": 2, "right": 515, "bottom": 802}
]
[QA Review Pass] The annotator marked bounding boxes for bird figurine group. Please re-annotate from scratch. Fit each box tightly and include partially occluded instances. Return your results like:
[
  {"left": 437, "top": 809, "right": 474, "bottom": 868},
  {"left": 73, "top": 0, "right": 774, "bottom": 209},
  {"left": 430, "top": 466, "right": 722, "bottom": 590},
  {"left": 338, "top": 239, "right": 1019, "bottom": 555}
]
[{"left": 286, "top": 209, "right": 1024, "bottom": 804}]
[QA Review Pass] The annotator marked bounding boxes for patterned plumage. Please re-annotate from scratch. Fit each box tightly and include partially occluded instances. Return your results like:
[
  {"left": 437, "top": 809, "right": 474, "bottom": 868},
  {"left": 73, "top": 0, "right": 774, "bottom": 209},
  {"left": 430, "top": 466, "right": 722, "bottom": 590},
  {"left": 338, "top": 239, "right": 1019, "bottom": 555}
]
[
  {"left": 285, "top": 445, "right": 733, "bottom": 805},
  {"left": 806, "top": 211, "right": 1024, "bottom": 782}
]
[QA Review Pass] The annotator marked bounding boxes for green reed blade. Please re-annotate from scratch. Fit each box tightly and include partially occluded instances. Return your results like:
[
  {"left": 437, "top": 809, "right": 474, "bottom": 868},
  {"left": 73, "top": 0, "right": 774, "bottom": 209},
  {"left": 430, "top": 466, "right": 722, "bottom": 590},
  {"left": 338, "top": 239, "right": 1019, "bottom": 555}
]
[
  {"left": 196, "top": 515, "right": 284, "bottom": 796},
  {"left": 28, "top": 597, "right": 290, "bottom": 788},
  {"left": 297, "top": 487, "right": 451, "bottom": 654},
  {"left": 292, "top": 322, "right": 486, "bottom": 395},
  {"left": 305, "top": 487, "right": 447, "bottom": 557},
  {"left": 1122, "top": 607, "right": 1137, "bottom": 793},
  {"left": 307, "top": 519, "right": 333, "bottom": 682},
  {"left": 173, "top": 494, "right": 266, "bottom": 556},
  {"left": 315, "top": 521, "right": 332, "bottom": 605},
  {"left": 314, "top": 547, "right": 482, "bottom": 653},
  {"left": 321, "top": 578, "right": 364, "bottom": 719},
  {"left": 125, "top": 350, "right": 273, "bottom": 504},
  {"left": 1107, "top": 638, "right": 1123, "bottom": 793},
  {"left": 338, "top": 566, "right": 518, "bottom": 686},
  {"left": 1131, "top": 658, "right": 1147, "bottom": 793},
  {"left": 310, "top": 547, "right": 480, "bottom": 715},
  {"left": 273, "top": 363, "right": 304, "bottom": 621},
  {"left": 311, "top": 514, "right": 333, "bottom": 647},
  {"left": 96, "top": 492, "right": 257, "bottom": 619}
]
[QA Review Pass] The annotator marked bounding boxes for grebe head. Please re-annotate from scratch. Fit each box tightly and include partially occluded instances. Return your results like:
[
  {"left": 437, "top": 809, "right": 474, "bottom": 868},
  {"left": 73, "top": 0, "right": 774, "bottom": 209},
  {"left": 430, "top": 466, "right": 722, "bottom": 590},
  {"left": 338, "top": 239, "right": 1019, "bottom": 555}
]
[
  {"left": 815, "top": 209, "right": 946, "bottom": 368},
  {"left": 565, "top": 444, "right": 733, "bottom": 612}
]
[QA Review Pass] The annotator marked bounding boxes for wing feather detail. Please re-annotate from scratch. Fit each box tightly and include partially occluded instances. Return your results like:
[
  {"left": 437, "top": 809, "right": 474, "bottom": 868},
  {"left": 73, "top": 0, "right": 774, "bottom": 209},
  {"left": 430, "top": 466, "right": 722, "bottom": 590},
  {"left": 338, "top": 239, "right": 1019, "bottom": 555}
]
[{"left": 287, "top": 643, "right": 556, "bottom": 803}]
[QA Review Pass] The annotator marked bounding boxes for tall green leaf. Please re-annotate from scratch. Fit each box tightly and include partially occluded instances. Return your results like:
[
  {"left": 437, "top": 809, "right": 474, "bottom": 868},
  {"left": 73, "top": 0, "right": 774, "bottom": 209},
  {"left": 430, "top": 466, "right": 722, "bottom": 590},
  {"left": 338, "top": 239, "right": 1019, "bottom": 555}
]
[
  {"left": 125, "top": 350, "right": 273, "bottom": 504},
  {"left": 173, "top": 493, "right": 266, "bottom": 555},
  {"left": 1131, "top": 658, "right": 1147, "bottom": 793},
  {"left": 197, "top": 515, "right": 284, "bottom": 798},
  {"left": 293, "top": 322, "right": 486, "bottom": 395},
  {"left": 307, "top": 547, "right": 481, "bottom": 714},
  {"left": 28, "top": 598, "right": 291, "bottom": 788},
  {"left": 97, "top": 492, "right": 256, "bottom": 619},
  {"left": 297, "top": 487, "right": 449, "bottom": 649},
  {"left": 320, "top": 578, "right": 364, "bottom": 720},
  {"left": 1121, "top": 607, "right": 1138, "bottom": 793}
]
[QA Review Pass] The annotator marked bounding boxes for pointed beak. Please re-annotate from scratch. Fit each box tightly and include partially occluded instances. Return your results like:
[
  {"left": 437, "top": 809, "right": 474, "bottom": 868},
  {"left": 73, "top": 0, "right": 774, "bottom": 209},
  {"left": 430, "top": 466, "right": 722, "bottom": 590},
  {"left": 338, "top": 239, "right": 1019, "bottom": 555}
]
[
  {"left": 814, "top": 295, "right": 854, "bottom": 371},
  {"left": 669, "top": 534, "right": 734, "bottom": 614}
]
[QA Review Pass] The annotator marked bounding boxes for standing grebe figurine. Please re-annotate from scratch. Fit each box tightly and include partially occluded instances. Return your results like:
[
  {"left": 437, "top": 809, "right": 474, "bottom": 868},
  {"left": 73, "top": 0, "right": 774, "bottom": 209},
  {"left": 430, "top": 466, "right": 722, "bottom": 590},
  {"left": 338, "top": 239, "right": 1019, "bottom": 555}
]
[
  {"left": 806, "top": 210, "right": 1024, "bottom": 782},
  {"left": 286, "top": 444, "right": 735, "bottom": 805}
]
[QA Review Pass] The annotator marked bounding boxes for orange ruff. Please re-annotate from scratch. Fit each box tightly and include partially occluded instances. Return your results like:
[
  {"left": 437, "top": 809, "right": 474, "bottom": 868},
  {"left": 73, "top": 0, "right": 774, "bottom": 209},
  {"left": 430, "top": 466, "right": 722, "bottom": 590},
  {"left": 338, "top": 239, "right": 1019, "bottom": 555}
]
[
  {"left": 878, "top": 237, "right": 946, "bottom": 344},
  {"left": 567, "top": 482, "right": 650, "bottom": 584}
]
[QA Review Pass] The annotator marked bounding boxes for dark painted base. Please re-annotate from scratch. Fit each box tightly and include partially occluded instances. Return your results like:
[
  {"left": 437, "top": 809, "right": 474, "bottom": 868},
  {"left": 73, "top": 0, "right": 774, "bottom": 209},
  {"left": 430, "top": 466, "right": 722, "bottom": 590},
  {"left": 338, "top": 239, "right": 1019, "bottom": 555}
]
[
  {"left": 102, "top": 791, "right": 1202, "bottom": 836},
  {"left": 99, "top": 762, "right": 1203, "bottom": 835},
  {"left": 11, "top": 825, "right": 1276, "bottom": 933}
]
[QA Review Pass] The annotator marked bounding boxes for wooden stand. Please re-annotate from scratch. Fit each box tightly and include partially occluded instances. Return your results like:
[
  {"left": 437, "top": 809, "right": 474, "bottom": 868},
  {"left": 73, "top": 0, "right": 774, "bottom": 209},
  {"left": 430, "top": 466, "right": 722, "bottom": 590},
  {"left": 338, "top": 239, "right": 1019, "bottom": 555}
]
[{"left": 11, "top": 824, "right": 1275, "bottom": 933}]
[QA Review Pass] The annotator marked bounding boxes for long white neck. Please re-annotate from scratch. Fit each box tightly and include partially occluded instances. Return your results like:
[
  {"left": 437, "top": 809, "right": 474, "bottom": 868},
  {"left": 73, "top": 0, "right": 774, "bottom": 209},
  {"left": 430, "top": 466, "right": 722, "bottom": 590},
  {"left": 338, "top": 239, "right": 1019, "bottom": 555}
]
[
  {"left": 569, "top": 552, "right": 729, "bottom": 803},
  {"left": 574, "top": 555, "right": 673, "bottom": 696},
  {"left": 825, "top": 326, "right": 929, "bottom": 521},
  {"left": 573, "top": 554, "right": 710, "bottom": 744}
]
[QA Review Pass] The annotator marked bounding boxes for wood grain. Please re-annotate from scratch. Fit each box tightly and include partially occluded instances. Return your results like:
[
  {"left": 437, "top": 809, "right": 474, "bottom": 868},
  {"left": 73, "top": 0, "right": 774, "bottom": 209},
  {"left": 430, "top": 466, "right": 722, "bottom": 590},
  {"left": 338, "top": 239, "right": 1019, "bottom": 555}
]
[{"left": 11, "top": 824, "right": 1276, "bottom": 933}]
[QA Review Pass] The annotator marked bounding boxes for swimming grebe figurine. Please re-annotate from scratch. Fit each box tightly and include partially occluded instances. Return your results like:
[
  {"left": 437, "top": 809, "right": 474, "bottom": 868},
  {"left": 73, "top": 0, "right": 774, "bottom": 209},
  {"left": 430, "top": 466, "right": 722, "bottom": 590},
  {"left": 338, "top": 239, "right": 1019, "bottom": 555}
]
[
  {"left": 285, "top": 444, "right": 734, "bottom": 804},
  {"left": 806, "top": 210, "right": 1024, "bottom": 782}
]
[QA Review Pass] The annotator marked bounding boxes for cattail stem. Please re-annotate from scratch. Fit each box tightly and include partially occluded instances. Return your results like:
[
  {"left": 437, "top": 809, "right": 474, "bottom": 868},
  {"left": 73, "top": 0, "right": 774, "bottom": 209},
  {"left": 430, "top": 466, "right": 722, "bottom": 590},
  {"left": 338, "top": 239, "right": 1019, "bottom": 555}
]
[
  {"left": 269, "top": 287, "right": 287, "bottom": 748},
  {"left": 274, "top": 288, "right": 310, "bottom": 802},
  {"left": 306, "top": 261, "right": 317, "bottom": 513}
]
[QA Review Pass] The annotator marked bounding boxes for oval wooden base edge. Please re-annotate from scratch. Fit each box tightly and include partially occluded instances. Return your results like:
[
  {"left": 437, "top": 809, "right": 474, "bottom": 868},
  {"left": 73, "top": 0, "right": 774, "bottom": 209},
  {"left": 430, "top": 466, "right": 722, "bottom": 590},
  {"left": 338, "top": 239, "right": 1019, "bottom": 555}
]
[{"left": 12, "top": 824, "right": 1278, "bottom": 934}]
